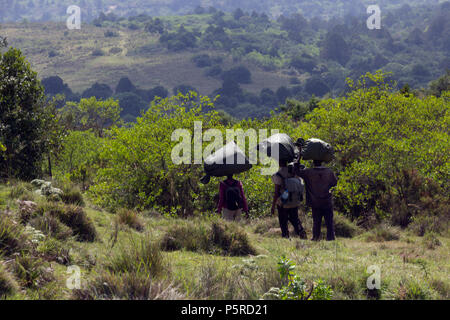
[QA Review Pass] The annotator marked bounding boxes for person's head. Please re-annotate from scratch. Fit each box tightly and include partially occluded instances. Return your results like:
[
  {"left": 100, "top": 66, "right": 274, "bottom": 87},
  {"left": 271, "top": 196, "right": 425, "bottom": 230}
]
[
  {"left": 227, "top": 174, "right": 233, "bottom": 180},
  {"left": 313, "top": 160, "right": 323, "bottom": 167},
  {"left": 279, "top": 159, "right": 288, "bottom": 167}
]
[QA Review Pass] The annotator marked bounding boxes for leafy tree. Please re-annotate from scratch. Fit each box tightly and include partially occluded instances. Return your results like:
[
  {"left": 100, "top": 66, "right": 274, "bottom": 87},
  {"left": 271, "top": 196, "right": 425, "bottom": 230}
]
[
  {"left": 114, "top": 92, "right": 147, "bottom": 117},
  {"left": 233, "top": 8, "right": 245, "bottom": 21},
  {"left": 260, "top": 88, "right": 278, "bottom": 107},
  {"left": 305, "top": 77, "right": 330, "bottom": 96},
  {"left": 222, "top": 66, "right": 252, "bottom": 84},
  {"left": 62, "top": 97, "right": 122, "bottom": 137},
  {"left": 147, "top": 86, "right": 169, "bottom": 102},
  {"left": 82, "top": 82, "right": 113, "bottom": 100},
  {"left": 145, "top": 17, "right": 165, "bottom": 34},
  {"left": 296, "top": 72, "right": 449, "bottom": 222},
  {"left": 0, "top": 48, "right": 46, "bottom": 179},
  {"left": 429, "top": 70, "right": 450, "bottom": 97},
  {"left": 320, "top": 32, "right": 351, "bottom": 66},
  {"left": 173, "top": 84, "right": 198, "bottom": 95},
  {"left": 115, "top": 76, "right": 136, "bottom": 94},
  {"left": 276, "top": 86, "right": 291, "bottom": 104},
  {"left": 89, "top": 93, "right": 223, "bottom": 213}
]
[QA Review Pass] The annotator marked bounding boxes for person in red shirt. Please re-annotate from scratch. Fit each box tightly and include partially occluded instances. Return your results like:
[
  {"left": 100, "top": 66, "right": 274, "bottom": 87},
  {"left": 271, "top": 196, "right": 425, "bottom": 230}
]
[{"left": 217, "top": 174, "right": 249, "bottom": 221}]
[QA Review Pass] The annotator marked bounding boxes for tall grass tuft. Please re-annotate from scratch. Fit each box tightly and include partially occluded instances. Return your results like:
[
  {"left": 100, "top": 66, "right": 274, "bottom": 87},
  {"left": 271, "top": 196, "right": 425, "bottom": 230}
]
[
  {"left": 36, "top": 203, "right": 96, "bottom": 242},
  {"left": 60, "top": 185, "right": 85, "bottom": 206},
  {"left": 0, "top": 215, "right": 28, "bottom": 256},
  {"left": 0, "top": 262, "right": 19, "bottom": 297},
  {"left": 161, "top": 219, "right": 257, "bottom": 256},
  {"left": 364, "top": 224, "right": 400, "bottom": 242},
  {"left": 116, "top": 209, "right": 144, "bottom": 232},
  {"left": 108, "top": 236, "right": 166, "bottom": 278},
  {"left": 73, "top": 271, "right": 184, "bottom": 300},
  {"left": 8, "top": 182, "right": 34, "bottom": 201},
  {"left": 333, "top": 213, "right": 361, "bottom": 238}
]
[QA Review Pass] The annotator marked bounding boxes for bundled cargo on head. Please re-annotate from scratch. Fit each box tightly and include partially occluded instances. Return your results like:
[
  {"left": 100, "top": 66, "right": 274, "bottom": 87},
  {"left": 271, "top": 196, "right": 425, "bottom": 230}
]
[
  {"left": 200, "top": 141, "right": 252, "bottom": 184},
  {"left": 298, "top": 138, "right": 334, "bottom": 163},
  {"left": 257, "top": 133, "right": 298, "bottom": 163}
]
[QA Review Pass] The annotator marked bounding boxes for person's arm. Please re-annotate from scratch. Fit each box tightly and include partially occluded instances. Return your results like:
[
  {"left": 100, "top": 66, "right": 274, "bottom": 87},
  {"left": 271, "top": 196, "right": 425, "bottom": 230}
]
[
  {"left": 271, "top": 184, "right": 281, "bottom": 215},
  {"left": 238, "top": 181, "right": 249, "bottom": 213},
  {"left": 217, "top": 182, "right": 225, "bottom": 214},
  {"left": 330, "top": 170, "right": 338, "bottom": 188}
]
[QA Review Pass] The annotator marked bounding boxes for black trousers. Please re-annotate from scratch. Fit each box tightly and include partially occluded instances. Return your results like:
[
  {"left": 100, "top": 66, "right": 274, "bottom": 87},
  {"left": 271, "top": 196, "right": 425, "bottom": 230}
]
[
  {"left": 312, "top": 207, "right": 335, "bottom": 241},
  {"left": 277, "top": 206, "right": 305, "bottom": 238}
]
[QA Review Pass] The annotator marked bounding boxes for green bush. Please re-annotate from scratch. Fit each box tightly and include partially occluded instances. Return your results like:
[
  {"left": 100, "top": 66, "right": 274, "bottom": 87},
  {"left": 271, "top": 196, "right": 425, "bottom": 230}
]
[
  {"left": 29, "top": 214, "right": 73, "bottom": 241},
  {"left": 116, "top": 209, "right": 144, "bottom": 231},
  {"left": 395, "top": 279, "right": 433, "bottom": 300},
  {"left": 8, "top": 182, "right": 34, "bottom": 201},
  {"left": 60, "top": 185, "right": 85, "bottom": 206},
  {"left": 12, "top": 253, "right": 54, "bottom": 288},
  {"left": 108, "top": 236, "right": 165, "bottom": 278},
  {"left": 365, "top": 225, "right": 400, "bottom": 242},
  {"left": 0, "top": 263, "right": 19, "bottom": 297},
  {"left": 73, "top": 272, "right": 183, "bottom": 300},
  {"left": 333, "top": 213, "right": 361, "bottom": 238},
  {"left": 161, "top": 219, "right": 256, "bottom": 256},
  {"left": 0, "top": 215, "right": 28, "bottom": 256},
  {"left": 36, "top": 203, "right": 96, "bottom": 242}
]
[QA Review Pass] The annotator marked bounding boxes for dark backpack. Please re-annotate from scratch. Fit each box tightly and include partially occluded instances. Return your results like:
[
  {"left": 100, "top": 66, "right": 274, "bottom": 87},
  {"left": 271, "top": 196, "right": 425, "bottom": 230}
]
[{"left": 225, "top": 180, "right": 242, "bottom": 210}]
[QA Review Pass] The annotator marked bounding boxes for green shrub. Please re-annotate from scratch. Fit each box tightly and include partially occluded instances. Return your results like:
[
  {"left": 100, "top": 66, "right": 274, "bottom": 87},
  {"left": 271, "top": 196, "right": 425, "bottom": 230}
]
[
  {"left": 365, "top": 225, "right": 400, "bottom": 242},
  {"left": 395, "top": 279, "right": 432, "bottom": 300},
  {"left": 161, "top": 220, "right": 256, "bottom": 256},
  {"left": 60, "top": 185, "right": 85, "bottom": 206},
  {"left": 0, "top": 263, "right": 19, "bottom": 297},
  {"left": 422, "top": 232, "right": 441, "bottom": 250},
  {"left": 429, "top": 279, "right": 449, "bottom": 300},
  {"left": 0, "top": 215, "right": 28, "bottom": 255},
  {"left": 12, "top": 253, "right": 54, "bottom": 288},
  {"left": 108, "top": 236, "right": 165, "bottom": 278},
  {"left": 116, "top": 209, "right": 144, "bottom": 231},
  {"left": 73, "top": 271, "right": 183, "bottom": 300},
  {"left": 333, "top": 213, "right": 361, "bottom": 238},
  {"left": 36, "top": 203, "right": 96, "bottom": 242},
  {"left": 29, "top": 214, "right": 73, "bottom": 241},
  {"left": 8, "top": 182, "right": 34, "bottom": 201},
  {"left": 36, "top": 238, "right": 72, "bottom": 265}
]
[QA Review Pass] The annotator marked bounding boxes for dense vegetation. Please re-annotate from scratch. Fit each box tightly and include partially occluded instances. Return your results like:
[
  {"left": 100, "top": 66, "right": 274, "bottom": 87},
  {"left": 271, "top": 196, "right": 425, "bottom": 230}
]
[
  {"left": 0, "top": 0, "right": 433, "bottom": 22},
  {"left": 0, "top": 1, "right": 449, "bottom": 301},
  {"left": 18, "top": 1, "right": 449, "bottom": 119}
]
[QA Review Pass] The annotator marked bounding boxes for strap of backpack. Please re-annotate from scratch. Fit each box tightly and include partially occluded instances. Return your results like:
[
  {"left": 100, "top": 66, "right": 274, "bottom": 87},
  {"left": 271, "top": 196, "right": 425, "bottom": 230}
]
[{"left": 276, "top": 172, "right": 286, "bottom": 189}]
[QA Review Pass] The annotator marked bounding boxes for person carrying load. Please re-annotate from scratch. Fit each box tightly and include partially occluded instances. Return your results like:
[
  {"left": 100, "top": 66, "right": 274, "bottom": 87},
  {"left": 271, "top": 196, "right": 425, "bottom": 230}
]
[
  {"left": 201, "top": 141, "right": 252, "bottom": 221},
  {"left": 217, "top": 174, "right": 249, "bottom": 221},
  {"left": 295, "top": 138, "right": 337, "bottom": 241},
  {"left": 258, "top": 133, "right": 307, "bottom": 239}
]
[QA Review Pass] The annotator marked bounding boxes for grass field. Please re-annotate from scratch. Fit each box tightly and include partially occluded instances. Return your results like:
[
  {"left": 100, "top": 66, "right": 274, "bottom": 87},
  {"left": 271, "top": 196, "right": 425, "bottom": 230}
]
[
  {"left": 0, "top": 182, "right": 448, "bottom": 300},
  {"left": 1, "top": 21, "right": 292, "bottom": 95}
]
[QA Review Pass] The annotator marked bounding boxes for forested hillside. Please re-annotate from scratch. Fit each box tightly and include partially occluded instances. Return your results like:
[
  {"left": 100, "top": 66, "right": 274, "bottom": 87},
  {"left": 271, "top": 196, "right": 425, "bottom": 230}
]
[
  {"left": 0, "top": 0, "right": 449, "bottom": 302},
  {"left": 2, "top": 1, "right": 449, "bottom": 119},
  {"left": 0, "top": 0, "right": 437, "bottom": 22}
]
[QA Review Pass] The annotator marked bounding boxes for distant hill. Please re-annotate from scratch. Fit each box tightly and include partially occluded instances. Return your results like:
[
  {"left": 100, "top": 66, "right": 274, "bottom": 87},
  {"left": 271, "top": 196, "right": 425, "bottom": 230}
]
[
  {"left": 0, "top": 0, "right": 440, "bottom": 22},
  {"left": 2, "top": 1, "right": 449, "bottom": 118}
]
